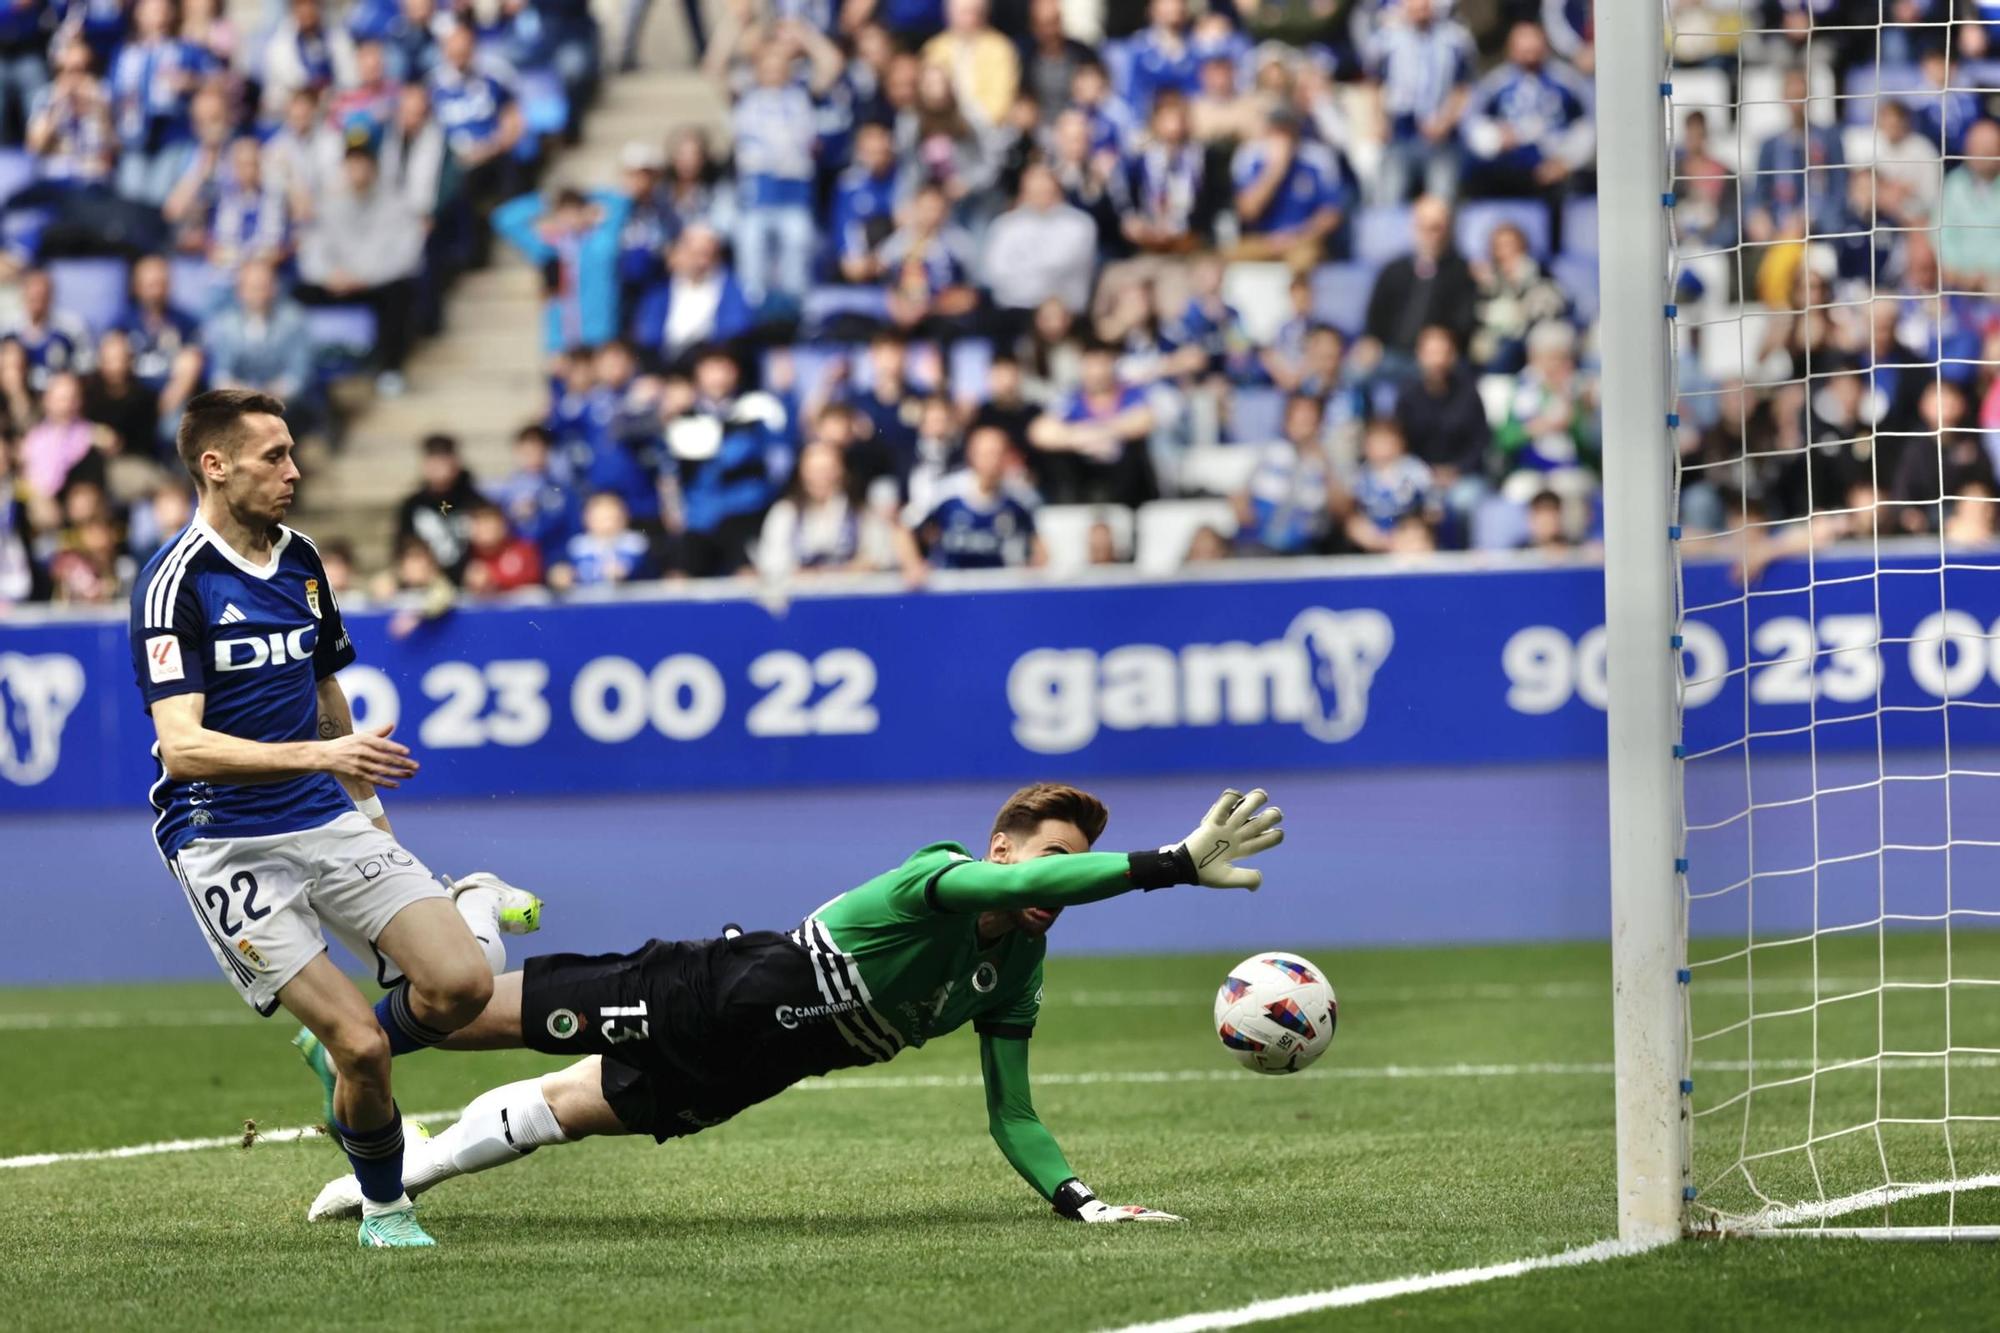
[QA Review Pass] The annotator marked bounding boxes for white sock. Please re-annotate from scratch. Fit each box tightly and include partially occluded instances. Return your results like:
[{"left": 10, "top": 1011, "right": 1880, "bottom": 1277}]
[
  {"left": 361, "top": 1191, "right": 413, "bottom": 1217},
  {"left": 453, "top": 886, "right": 508, "bottom": 975},
  {"left": 405, "top": 1079, "right": 569, "bottom": 1196}
]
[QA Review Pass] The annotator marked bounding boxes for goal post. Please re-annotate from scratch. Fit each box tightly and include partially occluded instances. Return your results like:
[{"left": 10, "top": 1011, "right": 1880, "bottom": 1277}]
[
  {"left": 1596, "top": 0, "right": 1689, "bottom": 1247},
  {"left": 1601, "top": 3, "right": 2000, "bottom": 1241}
]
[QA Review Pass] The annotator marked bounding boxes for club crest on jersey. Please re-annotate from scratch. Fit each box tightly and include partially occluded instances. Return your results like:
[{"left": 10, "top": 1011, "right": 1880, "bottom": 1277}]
[
  {"left": 304, "top": 578, "right": 321, "bottom": 617},
  {"left": 546, "top": 1008, "right": 582, "bottom": 1039},
  {"left": 235, "top": 938, "right": 272, "bottom": 972},
  {"left": 972, "top": 961, "right": 998, "bottom": 993}
]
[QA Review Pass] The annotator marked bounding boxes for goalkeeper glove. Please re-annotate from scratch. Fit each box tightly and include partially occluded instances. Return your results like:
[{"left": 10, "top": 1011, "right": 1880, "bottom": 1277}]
[
  {"left": 1173, "top": 788, "right": 1284, "bottom": 891},
  {"left": 1051, "top": 1179, "right": 1183, "bottom": 1224}
]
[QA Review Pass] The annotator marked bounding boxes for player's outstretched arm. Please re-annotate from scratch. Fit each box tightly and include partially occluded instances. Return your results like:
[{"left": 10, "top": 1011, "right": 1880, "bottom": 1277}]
[
  {"left": 931, "top": 789, "right": 1285, "bottom": 914},
  {"left": 152, "top": 691, "right": 420, "bottom": 788},
  {"left": 980, "top": 1034, "right": 1181, "bottom": 1223}
]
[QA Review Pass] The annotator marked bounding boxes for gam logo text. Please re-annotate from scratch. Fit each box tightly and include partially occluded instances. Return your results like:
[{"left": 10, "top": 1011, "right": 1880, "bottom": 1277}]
[
  {"left": 1006, "top": 608, "right": 1394, "bottom": 755},
  {"left": 214, "top": 626, "right": 317, "bottom": 673}
]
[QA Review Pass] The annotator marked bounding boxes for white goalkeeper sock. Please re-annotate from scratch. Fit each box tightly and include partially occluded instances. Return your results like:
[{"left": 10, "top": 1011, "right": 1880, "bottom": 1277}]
[
  {"left": 452, "top": 886, "right": 508, "bottom": 976},
  {"left": 405, "top": 1079, "right": 569, "bottom": 1195}
]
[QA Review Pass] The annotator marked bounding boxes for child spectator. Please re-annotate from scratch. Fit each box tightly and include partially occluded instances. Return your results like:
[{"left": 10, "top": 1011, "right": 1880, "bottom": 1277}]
[
  {"left": 1519, "top": 488, "right": 1573, "bottom": 555},
  {"left": 488, "top": 423, "right": 581, "bottom": 561},
  {"left": 462, "top": 499, "right": 545, "bottom": 595},
  {"left": 552, "top": 489, "right": 653, "bottom": 588},
  {"left": 1233, "top": 394, "right": 1333, "bottom": 555},
  {"left": 1346, "top": 417, "right": 1435, "bottom": 553},
  {"left": 913, "top": 423, "right": 1043, "bottom": 569},
  {"left": 395, "top": 432, "right": 485, "bottom": 579}
]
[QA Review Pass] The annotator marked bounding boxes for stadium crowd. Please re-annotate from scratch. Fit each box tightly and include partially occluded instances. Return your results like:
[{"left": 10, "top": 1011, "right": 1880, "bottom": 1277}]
[{"left": 3, "top": 0, "right": 2000, "bottom": 608}]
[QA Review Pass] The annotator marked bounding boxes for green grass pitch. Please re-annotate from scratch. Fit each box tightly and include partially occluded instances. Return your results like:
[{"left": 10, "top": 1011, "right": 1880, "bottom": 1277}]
[{"left": 5, "top": 941, "right": 1999, "bottom": 1331}]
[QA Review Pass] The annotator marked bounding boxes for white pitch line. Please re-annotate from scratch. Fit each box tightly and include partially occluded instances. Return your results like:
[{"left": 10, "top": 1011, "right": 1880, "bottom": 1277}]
[
  {"left": 1735, "top": 1171, "right": 2000, "bottom": 1228},
  {"left": 0, "top": 1010, "right": 255, "bottom": 1031},
  {"left": 0, "top": 1109, "right": 459, "bottom": 1170},
  {"left": 1096, "top": 1238, "right": 1667, "bottom": 1333}
]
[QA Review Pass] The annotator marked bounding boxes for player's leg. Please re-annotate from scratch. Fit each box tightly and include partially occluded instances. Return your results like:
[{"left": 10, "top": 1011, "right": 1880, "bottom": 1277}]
[
  {"left": 435, "top": 970, "right": 526, "bottom": 1049},
  {"left": 276, "top": 955, "right": 435, "bottom": 1247}
]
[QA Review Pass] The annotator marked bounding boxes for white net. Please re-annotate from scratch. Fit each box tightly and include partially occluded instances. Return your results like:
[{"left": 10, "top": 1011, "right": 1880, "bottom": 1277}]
[{"left": 1666, "top": 3, "right": 2000, "bottom": 1234}]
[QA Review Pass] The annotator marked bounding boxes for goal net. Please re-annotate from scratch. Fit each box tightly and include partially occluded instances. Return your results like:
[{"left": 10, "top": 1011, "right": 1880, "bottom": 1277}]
[{"left": 1662, "top": 4, "right": 2000, "bottom": 1236}]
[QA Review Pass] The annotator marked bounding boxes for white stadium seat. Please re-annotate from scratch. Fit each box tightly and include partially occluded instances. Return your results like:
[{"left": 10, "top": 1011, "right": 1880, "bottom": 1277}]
[{"left": 1134, "top": 499, "right": 1238, "bottom": 575}]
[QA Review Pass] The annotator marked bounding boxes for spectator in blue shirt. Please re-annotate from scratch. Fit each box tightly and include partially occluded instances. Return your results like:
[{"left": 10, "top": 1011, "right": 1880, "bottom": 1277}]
[
  {"left": 1460, "top": 21, "right": 1593, "bottom": 197},
  {"left": 1345, "top": 415, "right": 1436, "bottom": 552},
  {"left": 551, "top": 489, "right": 655, "bottom": 589},
  {"left": 3, "top": 267, "right": 90, "bottom": 390},
  {"left": 614, "top": 140, "right": 676, "bottom": 322},
  {"left": 1118, "top": 90, "right": 1209, "bottom": 257},
  {"left": 1122, "top": 0, "right": 1200, "bottom": 117},
  {"left": 110, "top": 0, "right": 197, "bottom": 205},
  {"left": 1366, "top": 0, "right": 1474, "bottom": 205},
  {"left": 914, "top": 423, "right": 1044, "bottom": 569},
  {"left": 629, "top": 223, "right": 757, "bottom": 369},
  {"left": 494, "top": 185, "right": 632, "bottom": 353},
  {"left": 1230, "top": 108, "right": 1346, "bottom": 268},
  {"left": 206, "top": 136, "right": 293, "bottom": 272},
  {"left": 725, "top": 22, "right": 843, "bottom": 311},
  {"left": 0, "top": 0, "right": 50, "bottom": 147},
  {"left": 875, "top": 180, "right": 980, "bottom": 336},
  {"left": 24, "top": 36, "right": 113, "bottom": 183},
  {"left": 832, "top": 119, "right": 902, "bottom": 282},
  {"left": 488, "top": 422, "right": 580, "bottom": 560},
  {"left": 1233, "top": 394, "right": 1333, "bottom": 555},
  {"left": 118, "top": 255, "right": 202, "bottom": 401},
  {"left": 1747, "top": 66, "right": 1849, "bottom": 245},
  {"left": 1027, "top": 340, "right": 1157, "bottom": 505},
  {"left": 380, "top": 0, "right": 443, "bottom": 82},
  {"left": 428, "top": 19, "right": 525, "bottom": 218},
  {"left": 664, "top": 346, "right": 792, "bottom": 576}
]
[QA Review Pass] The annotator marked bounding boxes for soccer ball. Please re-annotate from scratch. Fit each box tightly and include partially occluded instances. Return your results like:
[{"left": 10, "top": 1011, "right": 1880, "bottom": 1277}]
[{"left": 1214, "top": 951, "right": 1337, "bottom": 1075}]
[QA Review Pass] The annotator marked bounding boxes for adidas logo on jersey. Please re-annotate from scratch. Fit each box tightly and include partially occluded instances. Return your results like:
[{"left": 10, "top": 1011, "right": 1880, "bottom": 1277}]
[{"left": 218, "top": 603, "right": 247, "bottom": 625}]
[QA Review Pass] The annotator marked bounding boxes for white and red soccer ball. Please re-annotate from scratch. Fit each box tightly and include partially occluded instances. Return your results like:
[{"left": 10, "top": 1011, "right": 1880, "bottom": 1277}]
[{"left": 1214, "top": 951, "right": 1337, "bottom": 1075}]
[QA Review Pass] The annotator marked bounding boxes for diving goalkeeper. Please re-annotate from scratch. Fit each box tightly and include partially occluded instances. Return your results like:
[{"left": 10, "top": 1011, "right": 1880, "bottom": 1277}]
[{"left": 303, "top": 783, "right": 1282, "bottom": 1225}]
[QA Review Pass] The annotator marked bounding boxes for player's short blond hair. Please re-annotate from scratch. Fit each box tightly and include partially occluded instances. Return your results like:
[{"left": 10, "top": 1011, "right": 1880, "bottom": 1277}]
[{"left": 989, "top": 784, "right": 1108, "bottom": 848}]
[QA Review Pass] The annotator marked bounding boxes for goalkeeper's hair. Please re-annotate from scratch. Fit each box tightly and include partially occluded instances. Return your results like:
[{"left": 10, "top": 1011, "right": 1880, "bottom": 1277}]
[
  {"left": 176, "top": 388, "right": 287, "bottom": 490},
  {"left": 990, "top": 784, "right": 1108, "bottom": 848}
]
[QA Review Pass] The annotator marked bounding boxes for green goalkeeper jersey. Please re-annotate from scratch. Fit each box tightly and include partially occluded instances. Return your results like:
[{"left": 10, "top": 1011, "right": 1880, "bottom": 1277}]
[{"left": 792, "top": 840, "right": 1161, "bottom": 1199}]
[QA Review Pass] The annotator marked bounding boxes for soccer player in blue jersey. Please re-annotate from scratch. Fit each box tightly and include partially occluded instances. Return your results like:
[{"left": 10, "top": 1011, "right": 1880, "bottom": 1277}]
[{"left": 130, "top": 389, "right": 540, "bottom": 1249}]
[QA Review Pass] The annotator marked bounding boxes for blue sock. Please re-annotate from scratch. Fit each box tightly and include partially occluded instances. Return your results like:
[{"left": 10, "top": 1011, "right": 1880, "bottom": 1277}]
[
  {"left": 374, "top": 983, "right": 448, "bottom": 1057},
  {"left": 334, "top": 1106, "right": 406, "bottom": 1205}
]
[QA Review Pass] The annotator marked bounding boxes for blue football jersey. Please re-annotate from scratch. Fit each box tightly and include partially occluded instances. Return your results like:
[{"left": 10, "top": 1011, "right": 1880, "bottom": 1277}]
[{"left": 130, "top": 517, "right": 358, "bottom": 858}]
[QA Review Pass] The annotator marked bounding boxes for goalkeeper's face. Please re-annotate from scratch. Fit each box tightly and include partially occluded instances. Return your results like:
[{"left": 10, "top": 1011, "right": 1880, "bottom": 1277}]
[{"left": 980, "top": 818, "right": 1088, "bottom": 941}]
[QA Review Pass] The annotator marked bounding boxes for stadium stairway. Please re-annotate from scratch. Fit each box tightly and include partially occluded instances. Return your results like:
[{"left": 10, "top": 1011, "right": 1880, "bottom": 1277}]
[{"left": 292, "top": 0, "right": 723, "bottom": 568}]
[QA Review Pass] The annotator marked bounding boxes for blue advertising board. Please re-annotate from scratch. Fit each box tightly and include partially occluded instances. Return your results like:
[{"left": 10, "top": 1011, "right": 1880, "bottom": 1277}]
[{"left": 6, "top": 549, "right": 2000, "bottom": 815}]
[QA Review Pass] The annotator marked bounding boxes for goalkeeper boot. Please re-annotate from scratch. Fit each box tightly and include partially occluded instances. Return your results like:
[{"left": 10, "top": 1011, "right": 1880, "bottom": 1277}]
[
  {"left": 356, "top": 1201, "right": 436, "bottom": 1249},
  {"left": 292, "top": 1027, "right": 337, "bottom": 1132},
  {"left": 446, "top": 871, "right": 543, "bottom": 935}
]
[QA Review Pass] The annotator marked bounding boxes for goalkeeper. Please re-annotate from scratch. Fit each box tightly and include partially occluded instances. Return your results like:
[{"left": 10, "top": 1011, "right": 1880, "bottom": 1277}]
[{"left": 303, "top": 783, "right": 1282, "bottom": 1226}]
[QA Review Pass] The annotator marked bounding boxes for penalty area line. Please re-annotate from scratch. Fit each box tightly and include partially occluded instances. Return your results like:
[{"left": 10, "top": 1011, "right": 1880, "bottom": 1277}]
[{"left": 1095, "top": 1237, "right": 1667, "bottom": 1333}]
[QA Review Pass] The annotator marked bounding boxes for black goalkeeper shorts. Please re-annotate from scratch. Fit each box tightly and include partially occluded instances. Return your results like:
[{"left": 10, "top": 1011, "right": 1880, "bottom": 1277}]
[{"left": 519, "top": 930, "right": 855, "bottom": 1142}]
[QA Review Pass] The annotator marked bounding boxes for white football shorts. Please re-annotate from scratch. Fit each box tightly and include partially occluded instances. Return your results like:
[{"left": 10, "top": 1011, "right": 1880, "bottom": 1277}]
[{"left": 167, "top": 811, "right": 448, "bottom": 1015}]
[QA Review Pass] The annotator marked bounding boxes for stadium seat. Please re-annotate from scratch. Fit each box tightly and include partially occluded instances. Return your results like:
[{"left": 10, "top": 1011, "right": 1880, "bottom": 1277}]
[
  {"left": 1036, "top": 503, "right": 1134, "bottom": 575},
  {"left": 1354, "top": 205, "right": 1412, "bottom": 266},
  {"left": 802, "top": 285, "right": 890, "bottom": 336},
  {"left": 1471, "top": 493, "right": 1529, "bottom": 551},
  {"left": 0, "top": 148, "right": 34, "bottom": 204},
  {"left": 1477, "top": 373, "right": 1515, "bottom": 428},
  {"left": 1178, "top": 443, "right": 1262, "bottom": 498},
  {"left": 1561, "top": 197, "right": 1597, "bottom": 256},
  {"left": 1308, "top": 262, "right": 1378, "bottom": 334},
  {"left": 304, "top": 305, "right": 378, "bottom": 377},
  {"left": 769, "top": 343, "right": 850, "bottom": 412},
  {"left": 948, "top": 338, "right": 992, "bottom": 403},
  {"left": 49, "top": 257, "right": 130, "bottom": 335},
  {"left": 169, "top": 257, "right": 224, "bottom": 316},
  {"left": 1841, "top": 63, "right": 1921, "bottom": 124},
  {"left": 1225, "top": 386, "right": 1285, "bottom": 444},
  {"left": 1667, "top": 66, "right": 1733, "bottom": 141},
  {"left": 1550, "top": 253, "right": 1599, "bottom": 324},
  {"left": 1221, "top": 261, "right": 1291, "bottom": 343},
  {"left": 1456, "top": 200, "right": 1550, "bottom": 263},
  {"left": 1134, "top": 498, "right": 1237, "bottom": 575}
]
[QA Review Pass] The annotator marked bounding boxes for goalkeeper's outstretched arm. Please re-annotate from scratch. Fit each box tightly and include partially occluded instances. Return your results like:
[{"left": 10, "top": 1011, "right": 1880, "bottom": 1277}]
[
  {"left": 980, "top": 1033, "right": 1180, "bottom": 1223},
  {"left": 932, "top": 789, "right": 1284, "bottom": 914}
]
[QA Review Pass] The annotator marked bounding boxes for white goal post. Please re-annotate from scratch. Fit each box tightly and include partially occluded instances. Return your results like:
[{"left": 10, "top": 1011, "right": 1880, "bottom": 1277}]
[{"left": 1602, "top": 2, "right": 2000, "bottom": 1242}]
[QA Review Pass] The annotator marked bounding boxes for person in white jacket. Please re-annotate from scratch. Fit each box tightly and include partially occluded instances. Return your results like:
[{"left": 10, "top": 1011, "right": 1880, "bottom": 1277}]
[{"left": 980, "top": 163, "right": 1099, "bottom": 334}]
